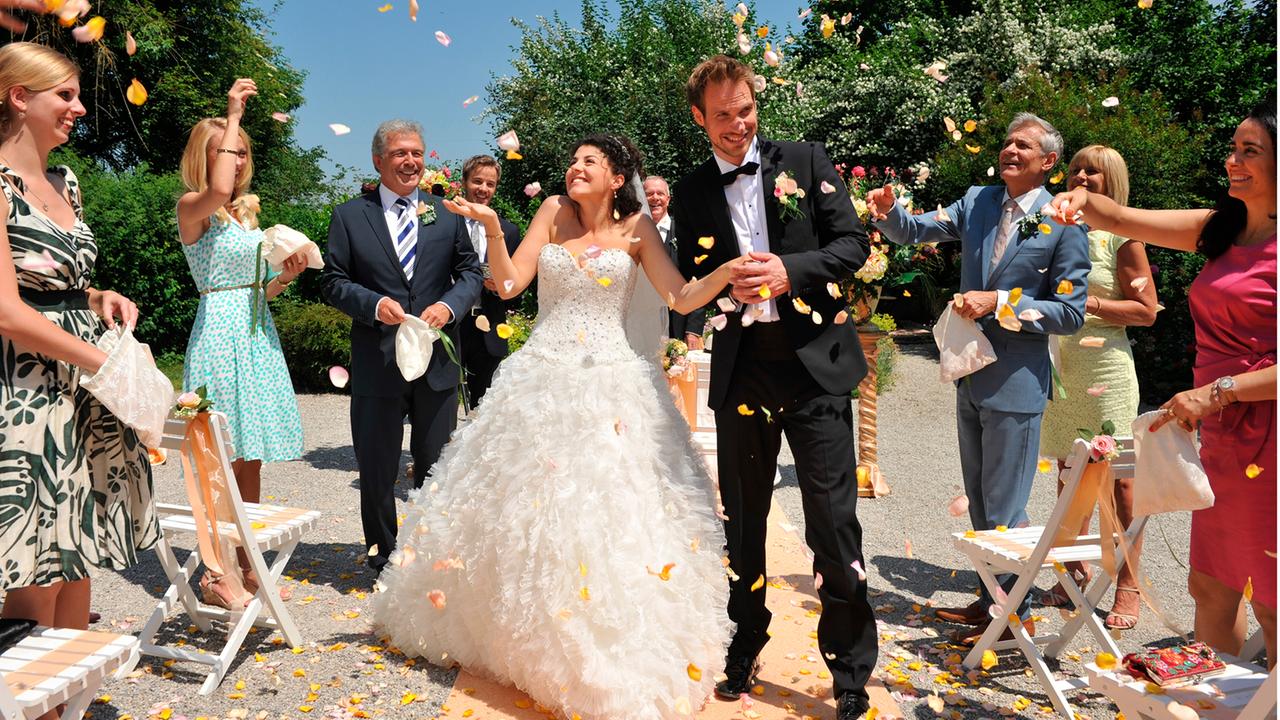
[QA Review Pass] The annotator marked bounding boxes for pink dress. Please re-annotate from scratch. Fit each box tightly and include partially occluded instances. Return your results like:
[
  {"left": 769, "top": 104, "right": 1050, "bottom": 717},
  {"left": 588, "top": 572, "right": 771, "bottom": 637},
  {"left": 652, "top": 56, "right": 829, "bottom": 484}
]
[{"left": 1188, "top": 234, "right": 1276, "bottom": 609}]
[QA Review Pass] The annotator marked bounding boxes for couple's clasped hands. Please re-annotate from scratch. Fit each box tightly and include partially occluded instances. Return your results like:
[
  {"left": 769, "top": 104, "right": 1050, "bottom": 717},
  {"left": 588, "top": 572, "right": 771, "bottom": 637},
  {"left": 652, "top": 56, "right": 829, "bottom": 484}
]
[{"left": 728, "top": 252, "right": 789, "bottom": 304}]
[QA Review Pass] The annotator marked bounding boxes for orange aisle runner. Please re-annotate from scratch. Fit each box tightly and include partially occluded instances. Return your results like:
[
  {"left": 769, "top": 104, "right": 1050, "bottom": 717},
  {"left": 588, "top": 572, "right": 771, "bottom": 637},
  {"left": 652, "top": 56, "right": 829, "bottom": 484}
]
[{"left": 437, "top": 500, "right": 900, "bottom": 720}]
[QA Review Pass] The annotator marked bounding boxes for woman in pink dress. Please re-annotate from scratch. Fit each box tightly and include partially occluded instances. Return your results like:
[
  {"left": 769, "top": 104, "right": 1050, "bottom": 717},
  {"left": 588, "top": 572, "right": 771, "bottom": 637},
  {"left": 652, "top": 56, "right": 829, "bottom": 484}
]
[{"left": 1050, "top": 105, "right": 1276, "bottom": 666}]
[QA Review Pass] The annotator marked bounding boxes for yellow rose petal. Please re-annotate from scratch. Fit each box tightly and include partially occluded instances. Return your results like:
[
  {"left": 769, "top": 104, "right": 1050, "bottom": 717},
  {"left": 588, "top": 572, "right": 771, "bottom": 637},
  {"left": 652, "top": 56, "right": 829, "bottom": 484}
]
[
  {"left": 1246, "top": 463, "right": 1263, "bottom": 478},
  {"left": 506, "top": 150, "right": 522, "bottom": 160},
  {"left": 694, "top": 254, "right": 708, "bottom": 265},
  {"left": 750, "top": 574, "right": 765, "bottom": 591},
  {"left": 698, "top": 236, "right": 715, "bottom": 249},
  {"left": 758, "top": 285, "right": 772, "bottom": 299},
  {"left": 1095, "top": 652, "right": 1118, "bottom": 671},
  {"left": 495, "top": 323, "right": 513, "bottom": 339},
  {"left": 737, "top": 404, "right": 755, "bottom": 416},
  {"left": 597, "top": 277, "right": 613, "bottom": 287},
  {"left": 126, "top": 78, "right": 148, "bottom": 106},
  {"left": 963, "top": 119, "right": 977, "bottom": 133},
  {"left": 965, "top": 144, "right": 981, "bottom": 154},
  {"left": 1038, "top": 222, "right": 1053, "bottom": 234},
  {"left": 1050, "top": 170, "right": 1065, "bottom": 184},
  {"left": 1038, "top": 458, "right": 1052, "bottom": 473},
  {"left": 1008, "top": 287, "right": 1023, "bottom": 306},
  {"left": 1244, "top": 576, "right": 1254, "bottom": 602},
  {"left": 1056, "top": 280, "right": 1074, "bottom": 294},
  {"left": 376, "top": 3, "right": 392, "bottom": 11},
  {"left": 981, "top": 649, "right": 997, "bottom": 670},
  {"left": 687, "top": 663, "right": 702, "bottom": 681}
]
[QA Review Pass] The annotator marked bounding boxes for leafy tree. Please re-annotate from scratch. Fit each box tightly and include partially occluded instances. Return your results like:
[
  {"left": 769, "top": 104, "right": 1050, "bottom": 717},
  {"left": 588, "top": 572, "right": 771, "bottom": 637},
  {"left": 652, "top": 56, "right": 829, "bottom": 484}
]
[
  {"left": 485, "top": 0, "right": 796, "bottom": 212},
  {"left": 9, "top": 0, "right": 329, "bottom": 205}
]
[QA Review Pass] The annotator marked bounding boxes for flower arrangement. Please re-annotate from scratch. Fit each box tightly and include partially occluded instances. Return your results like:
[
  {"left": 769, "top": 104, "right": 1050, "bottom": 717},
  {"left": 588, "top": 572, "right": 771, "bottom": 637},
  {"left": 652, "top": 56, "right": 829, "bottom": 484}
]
[
  {"left": 418, "top": 164, "right": 462, "bottom": 199},
  {"left": 173, "top": 385, "right": 213, "bottom": 421},
  {"left": 1077, "top": 420, "right": 1120, "bottom": 462},
  {"left": 773, "top": 171, "right": 806, "bottom": 222},
  {"left": 662, "top": 339, "right": 691, "bottom": 378}
]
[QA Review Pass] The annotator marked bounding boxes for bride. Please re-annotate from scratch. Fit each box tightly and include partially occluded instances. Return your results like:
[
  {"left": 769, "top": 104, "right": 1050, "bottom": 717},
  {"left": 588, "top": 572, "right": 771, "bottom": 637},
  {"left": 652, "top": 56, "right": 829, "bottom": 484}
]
[{"left": 371, "top": 134, "right": 741, "bottom": 718}]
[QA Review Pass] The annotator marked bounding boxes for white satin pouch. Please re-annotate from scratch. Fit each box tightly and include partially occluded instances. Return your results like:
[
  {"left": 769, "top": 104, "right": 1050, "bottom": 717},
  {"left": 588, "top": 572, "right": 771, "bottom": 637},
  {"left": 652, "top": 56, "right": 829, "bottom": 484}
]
[
  {"left": 932, "top": 304, "right": 997, "bottom": 383},
  {"left": 395, "top": 315, "right": 437, "bottom": 382},
  {"left": 1131, "top": 411, "right": 1214, "bottom": 516},
  {"left": 79, "top": 326, "right": 173, "bottom": 448},
  {"left": 261, "top": 224, "right": 324, "bottom": 271}
]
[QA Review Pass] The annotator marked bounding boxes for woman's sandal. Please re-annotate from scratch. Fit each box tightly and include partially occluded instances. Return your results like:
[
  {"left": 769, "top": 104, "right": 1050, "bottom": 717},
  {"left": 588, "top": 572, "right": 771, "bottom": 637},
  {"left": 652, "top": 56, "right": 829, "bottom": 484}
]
[
  {"left": 199, "top": 572, "right": 251, "bottom": 611},
  {"left": 1040, "top": 568, "right": 1092, "bottom": 607},
  {"left": 241, "top": 566, "right": 293, "bottom": 602},
  {"left": 1105, "top": 586, "right": 1141, "bottom": 630}
]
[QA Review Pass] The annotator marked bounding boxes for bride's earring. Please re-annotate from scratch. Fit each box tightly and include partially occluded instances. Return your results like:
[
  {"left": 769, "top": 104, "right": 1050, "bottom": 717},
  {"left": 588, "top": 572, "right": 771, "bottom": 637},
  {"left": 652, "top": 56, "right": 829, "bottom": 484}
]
[{"left": 612, "top": 189, "right": 621, "bottom": 220}]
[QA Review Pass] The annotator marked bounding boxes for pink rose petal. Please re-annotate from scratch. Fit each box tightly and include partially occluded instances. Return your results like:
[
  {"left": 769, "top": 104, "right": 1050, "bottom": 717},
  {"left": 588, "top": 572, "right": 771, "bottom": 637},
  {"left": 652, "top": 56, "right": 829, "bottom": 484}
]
[
  {"left": 1086, "top": 384, "right": 1107, "bottom": 397},
  {"left": 1017, "top": 308, "right": 1044, "bottom": 322},
  {"left": 523, "top": 182, "right": 542, "bottom": 197},
  {"left": 814, "top": 571, "right": 823, "bottom": 590},
  {"left": 271, "top": 112, "right": 291, "bottom": 123},
  {"left": 434, "top": 30, "right": 451, "bottom": 47},
  {"left": 709, "top": 314, "right": 728, "bottom": 331},
  {"left": 851, "top": 559, "right": 867, "bottom": 581},
  {"left": 462, "top": 95, "right": 479, "bottom": 107},
  {"left": 583, "top": 244, "right": 602, "bottom": 259},
  {"left": 496, "top": 130, "right": 520, "bottom": 152},
  {"left": 716, "top": 297, "right": 736, "bottom": 313},
  {"left": 947, "top": 494, "right": 969, "bottom": 517},
  {"left": 820, "top": 180, "right": 836, "bottom": 194},
  {"left": 503, "top": 279, "right": 515, "bottom": 293},
  {"left": 18, "top": 249, "right": 59, "bottom": 271},
  {"left": 328, "top": 365, "right": 350, "bottom": 389}
]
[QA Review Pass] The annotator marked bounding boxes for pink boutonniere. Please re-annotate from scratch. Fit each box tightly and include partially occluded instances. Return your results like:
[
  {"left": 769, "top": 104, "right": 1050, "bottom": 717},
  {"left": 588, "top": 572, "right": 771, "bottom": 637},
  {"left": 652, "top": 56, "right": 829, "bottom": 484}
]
[{"left": 773, "top": 171, "right": 806, "bottom": 222}]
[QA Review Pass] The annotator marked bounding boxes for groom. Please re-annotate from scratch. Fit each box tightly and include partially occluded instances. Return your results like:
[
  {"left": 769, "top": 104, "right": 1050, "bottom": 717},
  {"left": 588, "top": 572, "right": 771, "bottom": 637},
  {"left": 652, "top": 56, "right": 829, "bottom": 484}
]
[
  {"left": 670, "top": 55, "right": 877, "bottom": 718},
  {"left": 321, "top": 119, "right": 482, "bottom": 574}
]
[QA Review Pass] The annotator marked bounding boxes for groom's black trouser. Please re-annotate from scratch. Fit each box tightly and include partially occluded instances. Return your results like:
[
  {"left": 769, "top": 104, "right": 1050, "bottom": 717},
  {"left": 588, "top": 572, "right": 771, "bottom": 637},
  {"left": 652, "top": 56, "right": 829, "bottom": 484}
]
[
  {"left": 351, "top": 379, "right": 457, "bottom": 572},
  {"left": 714, "top": 322, "right": 877, "bottom": 702}
]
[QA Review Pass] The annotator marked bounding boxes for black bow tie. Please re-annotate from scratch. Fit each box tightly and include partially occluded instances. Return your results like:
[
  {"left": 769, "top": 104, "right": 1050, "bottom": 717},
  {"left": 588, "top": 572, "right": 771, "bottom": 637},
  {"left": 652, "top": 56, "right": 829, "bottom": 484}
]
[{"left": 720, "top": 161, "right": 760, "bottom": 186}]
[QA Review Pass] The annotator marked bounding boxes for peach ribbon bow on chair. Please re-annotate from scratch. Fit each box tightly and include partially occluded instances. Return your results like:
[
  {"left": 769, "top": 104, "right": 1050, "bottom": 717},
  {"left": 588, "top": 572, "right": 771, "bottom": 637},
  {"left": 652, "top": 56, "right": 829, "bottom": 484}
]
[{"left": 180, "top": 414, "right": 250, "bottom": 608}]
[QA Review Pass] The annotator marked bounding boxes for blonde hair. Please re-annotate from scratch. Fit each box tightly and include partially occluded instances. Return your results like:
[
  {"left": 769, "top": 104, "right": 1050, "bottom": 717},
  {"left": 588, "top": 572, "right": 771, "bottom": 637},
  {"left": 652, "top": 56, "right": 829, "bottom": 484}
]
[
  {"left": 179, "top": 117, "right": 259, "bottom": 228},
  {"left": 0, "top": 42, "right": 80, "bottom": 135},
  {"left": 1068, "top": 145, "right": 1130, "bottom": 207}
]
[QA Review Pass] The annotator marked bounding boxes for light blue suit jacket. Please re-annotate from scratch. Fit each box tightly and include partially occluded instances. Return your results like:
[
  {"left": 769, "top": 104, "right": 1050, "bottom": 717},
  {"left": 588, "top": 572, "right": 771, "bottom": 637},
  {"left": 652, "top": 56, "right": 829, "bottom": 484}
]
[{"left": 876, "top": 185, "right": 1090, "bottom": 414}]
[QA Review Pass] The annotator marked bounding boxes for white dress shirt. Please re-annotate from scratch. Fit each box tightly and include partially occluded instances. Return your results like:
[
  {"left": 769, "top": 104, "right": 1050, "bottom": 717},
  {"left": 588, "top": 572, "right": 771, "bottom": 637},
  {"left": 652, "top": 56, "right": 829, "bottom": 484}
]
[
  {"left": 655, "top": 214, "right": 673, "bottom": 246},
  {"left": 374, "top": 185, "right": 453, "bottom": 323},
  {"left": 993, "top": 186, "right": 1046, "bottom": 312},
  {"left": 466, "top": 218, "right": 487, "bottom": 263},
  {"left": 714, "top": 136, "right": 776, "bottom": 322}
]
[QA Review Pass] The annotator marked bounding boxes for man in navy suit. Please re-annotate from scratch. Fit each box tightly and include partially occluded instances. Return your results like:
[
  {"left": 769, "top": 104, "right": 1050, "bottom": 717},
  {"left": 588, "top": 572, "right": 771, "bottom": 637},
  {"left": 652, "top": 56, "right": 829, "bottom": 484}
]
[
  {"left": 455, "top": 154, "right": 522, "bottom": 410},
  {"left": 868, "top": 113, "right": 1090, "bottom": 644},
  {"left": 670, "top": 54, "right": 876, "bottom": 719},
  {"left": 322, "top": 120, "right": 482, "bottom": 574}
]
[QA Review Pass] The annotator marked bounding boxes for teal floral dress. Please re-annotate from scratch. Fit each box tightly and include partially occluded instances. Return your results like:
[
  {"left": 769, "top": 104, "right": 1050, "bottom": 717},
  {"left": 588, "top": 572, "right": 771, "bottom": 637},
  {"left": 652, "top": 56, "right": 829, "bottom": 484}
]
[
  {"left": 0, "top": 163, "right": 158, "bottom": 589},
  {"left": 181, "top": 215, "right": 303, "bottom": 463}
]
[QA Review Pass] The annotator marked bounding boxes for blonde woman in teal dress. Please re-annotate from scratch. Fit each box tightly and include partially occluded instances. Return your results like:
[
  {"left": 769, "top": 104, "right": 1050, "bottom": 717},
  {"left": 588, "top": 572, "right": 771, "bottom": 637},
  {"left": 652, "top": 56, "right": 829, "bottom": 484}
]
[
  {"left": 177, "top": 79, "right": 307, "bottom": 609},
  {"left": 1039, "top": 145, "right": 1158, "bottom": 629}
]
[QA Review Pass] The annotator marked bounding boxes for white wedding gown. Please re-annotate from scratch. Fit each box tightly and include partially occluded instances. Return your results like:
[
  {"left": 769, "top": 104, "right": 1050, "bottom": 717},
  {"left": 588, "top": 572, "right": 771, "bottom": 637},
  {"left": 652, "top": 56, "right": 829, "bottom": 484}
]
[{"left": 372, "top": 243, "right": 732, "bottom": 719}]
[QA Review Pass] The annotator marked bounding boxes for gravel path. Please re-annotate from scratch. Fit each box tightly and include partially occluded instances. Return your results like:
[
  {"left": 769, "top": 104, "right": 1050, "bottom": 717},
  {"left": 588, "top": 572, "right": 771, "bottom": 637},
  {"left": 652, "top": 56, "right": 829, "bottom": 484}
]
[{"left": 85, "top": 342, "right": 1249, "bottom": 720}]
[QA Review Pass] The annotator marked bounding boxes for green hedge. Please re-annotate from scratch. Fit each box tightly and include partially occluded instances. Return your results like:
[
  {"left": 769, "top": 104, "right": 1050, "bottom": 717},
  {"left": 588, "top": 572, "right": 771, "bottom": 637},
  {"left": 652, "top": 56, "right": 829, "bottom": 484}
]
[{"left": 272, "top": 300, "right": 352, "bottom": 393}]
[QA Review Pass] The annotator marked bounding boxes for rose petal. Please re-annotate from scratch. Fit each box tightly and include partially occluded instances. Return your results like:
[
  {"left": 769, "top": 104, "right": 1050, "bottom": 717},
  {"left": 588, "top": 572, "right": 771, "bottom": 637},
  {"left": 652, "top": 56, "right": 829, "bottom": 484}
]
[
  {"left": 851, "top": 560, "right": 867, "bottom": 581},
  {"left": 1086, "top": 384, "right": 1107, "bottom": 397},
  {"left": 271, "top": 112, "right": 291, "bottom": 123},
  {"left": 751, "top": 73, "right": 766, "bottom": 92},
  {"left": 71, "top": 15, "right": 105, "bottom": 43},
  {"left": 1101, "top": 96, "right": 1120, "bottom": 108},
  {"left": 126, "top": 78, "right": 148, "bottom": 106},
  {"left": 716, "top": 297, "right": 736, "bottom": 313},
  {"left": 1017, "top": 308, "right": 1044, "bottom": 322},
  {"left": 408, "top": 0, "right": 419, "bottom": 21},
  {"left": 329, "top": 123, "right": 351, "bottom": 136},
  {"left": 814, "top": 571, "right": 823, "bottom": 590},
  {"left": 462, "top": 95, "right": 479, "bottom": 107},
  {"left": 986, "top": 166, "right": 995, "bottom": 176},
  {"left": 19, "top": 249, "right": 59, "bottom": 271},
  {"left": 125, "top": 30, "right": 137, "bottom": 56},
  {"left": 523, "top": 182, "right": 541, "bottom": 197},
  {"left": 1079, "top": 336, "right": 1106, "bottom": 348},
  {"left": 947, "top": 494, "right": 969, "bottom": 517},
  {"left": 427, "top": 590, "right": 446, "bottom": 609},
  {"left": 328, "top": 366, "right": 350, "bottom": 388},
  {"left": 820, "top": 180, "right": 836, "bottom": 194},
  {"left": 496, "top": 130, "right": 520, "bottom": 152},
  {"left": 834, "top": 309, "right": 849, "bottom": 324},
  {"left": 434, "top": 30, "right": 451, "bottom": 47},
  {"left": 1246, "top": 463, "right": 1263, "bottom": 479},
  {"left": 474, "top": 316, "right": 491, "bottom": 333},
  {"left": 709, "top": 314, "right": 728, "bottom": 331},
  {"left": 697, "top": 236, "right": 715, "bottom": 249},
  {"left": 1130, "top": 277, "right": 1149, "bottom": 292},
  {"left": 503, "top": 279, "right": 515, "bottom": 293}
]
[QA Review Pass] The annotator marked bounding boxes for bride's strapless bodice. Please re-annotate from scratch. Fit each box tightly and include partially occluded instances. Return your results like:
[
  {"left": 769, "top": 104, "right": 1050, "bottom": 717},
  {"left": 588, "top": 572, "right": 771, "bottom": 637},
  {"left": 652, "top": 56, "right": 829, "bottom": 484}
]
[{"left": 522, "top": 243, "right": 639, "bottom": 361}]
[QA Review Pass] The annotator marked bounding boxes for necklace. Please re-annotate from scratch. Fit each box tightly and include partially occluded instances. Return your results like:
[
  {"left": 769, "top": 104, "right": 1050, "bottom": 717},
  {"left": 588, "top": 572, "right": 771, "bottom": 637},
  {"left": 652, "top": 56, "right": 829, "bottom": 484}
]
[{"left": 0, "top": 154, "right": 65, "bottom": 213}]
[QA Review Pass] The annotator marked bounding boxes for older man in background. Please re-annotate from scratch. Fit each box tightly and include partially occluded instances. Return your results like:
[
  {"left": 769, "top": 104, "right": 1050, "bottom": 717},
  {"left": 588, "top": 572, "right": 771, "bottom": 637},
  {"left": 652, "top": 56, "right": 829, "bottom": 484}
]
[{"left": 645, "top": 175, "right": 705, "bottom": 347}]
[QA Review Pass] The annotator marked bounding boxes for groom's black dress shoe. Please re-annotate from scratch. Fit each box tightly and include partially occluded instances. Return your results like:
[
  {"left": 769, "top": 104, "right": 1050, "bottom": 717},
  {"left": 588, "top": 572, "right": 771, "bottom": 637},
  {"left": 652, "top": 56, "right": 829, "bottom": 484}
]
[
  {"left": 837, "top": 693, "right": 871, "bottom": 720},
  {"left": 714, "top": 655, "right": 761, "bottom": 699}
]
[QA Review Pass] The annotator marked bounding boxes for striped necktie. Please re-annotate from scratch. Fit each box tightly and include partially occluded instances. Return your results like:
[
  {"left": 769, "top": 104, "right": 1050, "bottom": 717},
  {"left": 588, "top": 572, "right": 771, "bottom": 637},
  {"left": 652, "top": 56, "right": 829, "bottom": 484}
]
[{"left": 394, "top": 196, "right": 417, "bottom": 281}]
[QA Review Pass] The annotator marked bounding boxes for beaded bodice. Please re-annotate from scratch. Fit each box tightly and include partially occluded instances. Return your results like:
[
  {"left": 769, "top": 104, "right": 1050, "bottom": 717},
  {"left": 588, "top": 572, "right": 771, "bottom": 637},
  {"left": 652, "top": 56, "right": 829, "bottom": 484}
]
[{"left": 520, "top": 243, "right": 640, "bottom": 362}]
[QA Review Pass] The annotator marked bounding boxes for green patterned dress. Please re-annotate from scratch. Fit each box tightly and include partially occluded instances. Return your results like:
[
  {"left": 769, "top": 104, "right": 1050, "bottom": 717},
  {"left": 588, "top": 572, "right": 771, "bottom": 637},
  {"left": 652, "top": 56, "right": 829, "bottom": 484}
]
[
  {"left": 1040, "top": 230, "right": 1143, "bottom": 458},
  {"left": 0, "top": 164, "right": 159, "bottom": 589}
]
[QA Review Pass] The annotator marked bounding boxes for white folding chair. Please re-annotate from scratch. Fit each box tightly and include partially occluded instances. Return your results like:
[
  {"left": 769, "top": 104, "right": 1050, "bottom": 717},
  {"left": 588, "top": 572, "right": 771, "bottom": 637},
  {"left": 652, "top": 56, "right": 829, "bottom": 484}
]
[
  {"left": 0, "top": 627, "right": 137, "bottom": 719},
  {"left": 951, "top": 437, "right": 1147, "bottom": 717},
  {"left": 136, "top": 412, "right": 321, "bottom": 694},
  {"left": 1087, "top": 657, "right": 1275, "bottom": 720}
]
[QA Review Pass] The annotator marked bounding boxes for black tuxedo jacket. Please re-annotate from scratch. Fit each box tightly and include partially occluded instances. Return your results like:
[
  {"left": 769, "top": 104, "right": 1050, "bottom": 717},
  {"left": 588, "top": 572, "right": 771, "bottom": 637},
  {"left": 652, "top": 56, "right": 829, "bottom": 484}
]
[
  {"left": 321, "top": 188, "right": 483, "bottom": 397},
  {"left": 467, "top": 215, "right": 523, "bottom": 357},
  {"left": 670, "top": 138, "right": 870, "bottom": 410}
]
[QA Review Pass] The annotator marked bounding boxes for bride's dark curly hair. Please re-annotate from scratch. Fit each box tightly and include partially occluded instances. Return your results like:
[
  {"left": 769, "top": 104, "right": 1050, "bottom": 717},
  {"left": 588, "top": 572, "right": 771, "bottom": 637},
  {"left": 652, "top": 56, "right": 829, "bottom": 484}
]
[{"left": 570, "top": 134, "right": 645, "bottom": 219}]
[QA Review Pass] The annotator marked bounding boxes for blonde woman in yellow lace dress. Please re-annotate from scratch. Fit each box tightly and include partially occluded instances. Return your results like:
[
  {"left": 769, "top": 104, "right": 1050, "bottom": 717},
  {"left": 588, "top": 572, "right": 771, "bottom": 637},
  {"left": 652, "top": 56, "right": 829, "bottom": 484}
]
[{"left": 1039, "top": 146, "right": 1158, "bottom": 629}]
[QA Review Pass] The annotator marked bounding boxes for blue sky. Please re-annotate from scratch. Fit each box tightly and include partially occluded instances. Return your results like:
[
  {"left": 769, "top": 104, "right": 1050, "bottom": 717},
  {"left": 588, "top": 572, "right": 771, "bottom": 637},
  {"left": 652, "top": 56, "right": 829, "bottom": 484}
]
[{"left": 258, "top": 1, "right": 808, "bottom": 175}]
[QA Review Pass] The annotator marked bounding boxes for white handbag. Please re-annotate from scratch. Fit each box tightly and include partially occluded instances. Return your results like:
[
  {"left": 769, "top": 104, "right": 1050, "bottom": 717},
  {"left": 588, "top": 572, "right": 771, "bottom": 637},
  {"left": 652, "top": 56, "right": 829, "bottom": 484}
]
[
  {"left": 1131, "top": 410, "right": 1215, "bottom": 516},
  {"left": 78, "top": 326, "right": 174, "bottom": 448}
]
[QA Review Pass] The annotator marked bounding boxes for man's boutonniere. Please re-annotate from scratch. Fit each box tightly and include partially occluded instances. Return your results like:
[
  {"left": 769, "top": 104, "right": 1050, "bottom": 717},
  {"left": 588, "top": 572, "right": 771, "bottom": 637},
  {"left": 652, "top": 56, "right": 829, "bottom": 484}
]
[
  {"left": 773, "top": 171, "right": 806, "bottom": 222},
  {"left": 417, "top": 199, "right": 437, "bottom": 226},
  {"left": 1016, "top": 210, "right": 1054, "bottom": 241}
]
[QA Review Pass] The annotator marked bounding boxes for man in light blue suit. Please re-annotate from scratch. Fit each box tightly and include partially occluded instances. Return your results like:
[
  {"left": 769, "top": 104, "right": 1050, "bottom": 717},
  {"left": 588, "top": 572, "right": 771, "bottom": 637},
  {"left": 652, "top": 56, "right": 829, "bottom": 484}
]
[{"left": 867, "top": 113, "right": 1090, "bottom": 645}]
